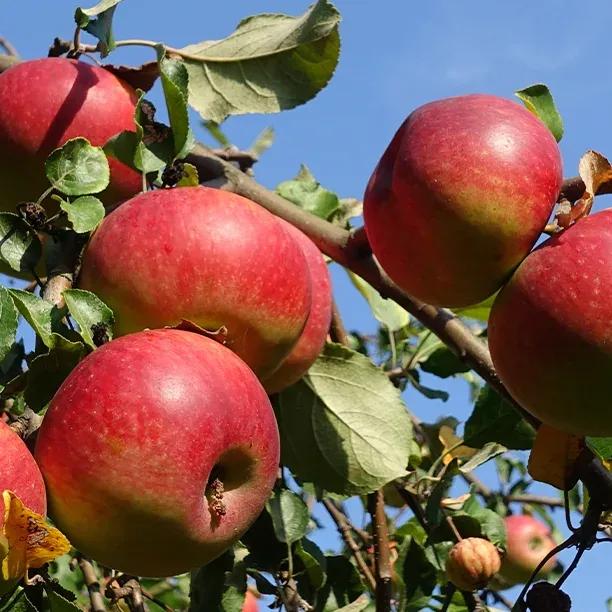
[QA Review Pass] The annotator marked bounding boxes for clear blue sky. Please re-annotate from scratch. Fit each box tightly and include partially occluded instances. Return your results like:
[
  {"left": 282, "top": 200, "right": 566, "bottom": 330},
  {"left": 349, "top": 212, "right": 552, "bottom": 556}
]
[{"left": 3, "top": 1, "right": 611, "bottom": 608}]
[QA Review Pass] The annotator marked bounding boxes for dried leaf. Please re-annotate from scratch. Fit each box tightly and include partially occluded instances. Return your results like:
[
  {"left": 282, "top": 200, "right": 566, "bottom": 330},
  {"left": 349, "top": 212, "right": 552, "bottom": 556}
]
[
  {"left": 527, "top": 424, "right": 585, "bottom": 490},
  {"left": 1, "top": 491, "right": 71, "bottom": 583},
  {"left": 103, "top": 61, "right": 159, "bottom": 91},
  {"left": 438, "top": 425, "right": 476, "bottom": 465}
]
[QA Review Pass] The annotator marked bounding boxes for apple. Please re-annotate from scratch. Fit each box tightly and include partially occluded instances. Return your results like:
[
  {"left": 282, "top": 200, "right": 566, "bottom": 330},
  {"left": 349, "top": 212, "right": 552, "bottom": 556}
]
[
  {"left": 363, "top": 94, "right": 563, "bottom": 307},
  {"left": 489, "top": 210, "right": 612, "bottom": 436},
  {"left": 498, "top": 515, "right": 557, "bottom": 586},
  {"left": 78, "top": 186, "right": 312, "bottom": 380},
  {"left": 242, "top": 591, "right": 259, "bottom": 612},
  {"left": 0, "top": 57, "right": 141, "bottom": 213},
  {"left": 35, "top": 329, "right": 280, "bottom": 577},
  {"left": 0, "top": 420, "right": 46, "bottom": 523},
  {"left": 263, "top": 222, "right": 332, "bottom": 393},
  {"left": 445, "top": 537, "right": 501, "bottom": 591}
]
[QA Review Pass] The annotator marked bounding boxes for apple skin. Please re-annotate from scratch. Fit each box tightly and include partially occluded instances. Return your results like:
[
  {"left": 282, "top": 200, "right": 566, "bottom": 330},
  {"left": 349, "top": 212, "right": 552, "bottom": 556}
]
[
  {"left": 489, "top": 210, "right": 612, "bottom": 436},
  {"left": 363, "top": 94, "right": 563, "bottom": 307},
  {"left": 263, "top": 222, "right": 332, "bottom": 393},
  {"left": 498, "top": 515, "right": 557, "bottom": 586},
  {"left": 242, "top": 591, "right": 259, "bottom": 612},
  {"left": 0, "top": 420, "right": 47, "bottom": 526},
  {"left": 78, "top": 186, "right": 312, "bottom": 380},
  {"left": 445, "top": 537, "right": 501, "bottom": 591},
  {"left": 34, "top": 329, "right": 280, "bottom": 577},
  {"left": 0, "top": 57, "right": 141, "bottom": 213}
]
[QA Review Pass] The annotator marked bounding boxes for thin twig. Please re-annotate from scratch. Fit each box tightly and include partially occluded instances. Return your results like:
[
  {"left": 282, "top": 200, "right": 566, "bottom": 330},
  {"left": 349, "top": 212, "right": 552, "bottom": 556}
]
[
  {"left": 322, "top": 499, "right": 376, "bottom": 591},
  {"left": 0, "top": 37, "right": 19, "bottom": 57},
  {"left": 367, "top": 490, "right": 393, "bottom": 612},
  {"left": 77, "top": 556, "right": 107, "bottom": 612},
  {"left": 329, "top": 299, "right": 350, "bottom": 345}
]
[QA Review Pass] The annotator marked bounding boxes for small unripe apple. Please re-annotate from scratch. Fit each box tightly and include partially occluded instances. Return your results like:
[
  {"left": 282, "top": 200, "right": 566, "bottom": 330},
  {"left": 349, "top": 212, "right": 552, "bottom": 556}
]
[
  {"left": 78, "top": 186, "right": 312, "bottom": 379},
  {"left": 0, "top": 57, "right": 141, "bottom": 212},
  {"left": 263, "top": 222, "right": 332, "bottom": 393},
  {"left": 489, "top": 210, "right": 612, "bottom": 436},
  {"left": 364, "top": 94, "right": 562, "bottom": 307},
  {"left": 0, "top": 420, "right": 46, "bottom": 524},
  {"left": 445, "top": 537, "right": 501, "bottom": 591},
  {"left": 35, "top": 329, "right": 280, "bottom": 577},
  {"left": 498, "top": 515, "right": 557, "bottom": 586}
]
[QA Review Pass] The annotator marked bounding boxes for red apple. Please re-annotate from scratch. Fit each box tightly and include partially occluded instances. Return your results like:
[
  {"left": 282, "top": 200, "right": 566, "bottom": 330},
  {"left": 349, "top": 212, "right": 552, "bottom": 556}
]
[
  {"left": 242, "top": 591, "right": 259, "bottom": 612},
  {"left": 0, "top": 420, "right": 46, "bottom": 525},
  {"left": 78, "top": 186, "right": 312, "bottom": 379},
  {"left": 0, "top": 57, "right": 141, "bottom": 212},
  {"left": 489, "top": 210, "right": 612, "bottom": 436},
  {"left": 498, "top": 515, "right": 557, "bottom": 586},
  {"left": 363, "top": 94, "right": 563, "bottom": 307},
  {"left": 445, "top": 537, "right": 501, "bottom": 591},
  {"left": 35, "top": 329, "right": 280, "bottom": 577},
  {"left": 263, "top": 222, "right": 332, "bottom": 393}
]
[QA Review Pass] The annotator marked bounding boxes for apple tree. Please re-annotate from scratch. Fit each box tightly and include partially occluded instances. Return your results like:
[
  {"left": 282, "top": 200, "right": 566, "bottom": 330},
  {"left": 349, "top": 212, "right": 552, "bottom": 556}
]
[{"left": 0, "top": 2, "right": 611, "bottom": 612}]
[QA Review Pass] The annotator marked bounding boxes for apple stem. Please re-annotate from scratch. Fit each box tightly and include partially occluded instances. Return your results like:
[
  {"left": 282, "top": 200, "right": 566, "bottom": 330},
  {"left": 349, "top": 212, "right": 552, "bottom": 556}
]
[{"left": 446, "top": 515, "right": 463, "bottom": 542}]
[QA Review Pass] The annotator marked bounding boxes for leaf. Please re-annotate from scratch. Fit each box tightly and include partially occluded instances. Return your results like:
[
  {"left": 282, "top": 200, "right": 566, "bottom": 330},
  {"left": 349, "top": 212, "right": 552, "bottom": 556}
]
[
  {"left": 277, "top": 165, "right": 340, "bottom": 220},
  {"left": 294, "top": 538, "right": 327, "bottom": 591},
  {"left": 528, "top": 424, "right": 585, "bottom": 490},
  {"left": 458, "top": 442, "right": 507, "bottom": 473},
  {"left": 336, "top": 596, "right": 370, "bottom": 611},
  {"left": 45, "top": 138, "right": 110, "bottom": 196},
  {"left": 8, "top": 290, "right": 69, "bottom": 350},
  {"left": 348, "top": 271, "right": 409, "bottom": 332},
  {"left": 180, "top": 0, "right": 341, "bottom": 123},
  {"left": 0, "top": 592, "right": 38, "bottom": 612},
  {"left": 103, "top": 61, "right": 159, "bottom": 92},
  {"left": 276, "top": 343, "right": 414, "bottom": 495},
  {"left": 0, "top": 288, "right": 17, "bottom": 364},
  {"left": 586, "top": 436, "right": 612, "bottom": 465},
  {"left": 463, "top": 385, "right": 536, "bottom": 450},
  {"left": 1, "top": 491, "right": 71, "bottom": 585},
  {"left": 396, "top": 535, "right": 437, "bottom": 612},
  {"left": 319, "top": 556, "right": 364, "bottom": 610},
  {"left": 46, "top": 590, "right": 81, "bottom": 612},
  {"left": 202, "top": 121, "right": 230, "bottom": 147},
  {"left": 75, "top": 0, "right": 120, "bottom": 57},
  {"left": 515, "top": 83, "right": 563, "bottom": 141},
  {"left": 249, "top": 127, "right": 275, "bottom": 157},
  {"left": 0, "top": 213, "right": 42, "bottom": 273},
  {"left": 63, "top": 289, "right": 114, "bottom": 349},
  {"left": 455, "top": 294, "right": 496, "bottom": 321},
  {"left": 266, "top": 490, "right": 309, "bottom": 544},
  {"left": 157, "top": 53, "right": 195, "bottom": 159},
  {"left": 57, "top": 196, "right": 105, "bottom": 233},
  {"left": 177, "top": 163, "right": 199, "bottom": 187},
  {"left": 419, "top": 345, "right": 469, "bottom": 378}
]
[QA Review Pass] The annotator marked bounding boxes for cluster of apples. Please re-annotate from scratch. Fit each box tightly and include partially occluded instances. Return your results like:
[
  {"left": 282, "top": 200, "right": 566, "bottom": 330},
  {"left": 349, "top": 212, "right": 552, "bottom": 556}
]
[
  {"left": 364, "top": 93, "right": 612, "bottom": 438},
  {"left": 0, "top": 58, "right": 332, "bottom": 580}
]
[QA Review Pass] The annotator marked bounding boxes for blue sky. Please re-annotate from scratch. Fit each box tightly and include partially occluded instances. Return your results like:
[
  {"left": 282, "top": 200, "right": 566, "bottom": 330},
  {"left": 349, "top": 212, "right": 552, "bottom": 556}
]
[{"left": 2, "top": 0, "right": 611, "bottom": 608}]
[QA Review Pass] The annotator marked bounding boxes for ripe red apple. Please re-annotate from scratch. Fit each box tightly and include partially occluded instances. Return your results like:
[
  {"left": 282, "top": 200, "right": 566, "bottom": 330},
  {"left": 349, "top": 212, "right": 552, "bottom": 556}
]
[
  {"left": 78, "top": 186, "right": 312, "bottom": 380},
  {"left": 263, "top": 222, "right": 332, "bottom": 393},
  {"left": 489, "top": 210, "right": 612, "bottom": 436},
  {"left": 498, "top": 515, "right": 557, "bottom": 586},
  {"left": 446, "top": 537, "right": 501, "bottom": 591},
  {"left": 0, "top": 57, "right": 141, "bottom": 212},
  {"left": 363, "top": 94, "right": 563, "bottom": 307},
  {"left": 0, "top": 420, "right": 47, "bottom": 524},
  {"left": 35, "top": 329, "right": 280, "bottom": 577},
  {"left": 242, "top": 591, "right": 259, "bottom": 612}
]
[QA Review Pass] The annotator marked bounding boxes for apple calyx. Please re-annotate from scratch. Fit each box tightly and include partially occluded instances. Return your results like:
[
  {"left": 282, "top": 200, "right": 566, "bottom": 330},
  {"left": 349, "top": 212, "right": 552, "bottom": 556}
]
[
  {"left": 17, "top": 202, "right": 47, "bottom": 230},
  {"left": 205, "top": 476, "right": 227, "bottom": 520}
]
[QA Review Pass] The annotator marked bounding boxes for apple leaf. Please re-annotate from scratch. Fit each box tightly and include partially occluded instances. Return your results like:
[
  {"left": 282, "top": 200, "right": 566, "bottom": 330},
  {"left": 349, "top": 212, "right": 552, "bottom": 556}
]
[
  {"left": 75, "top": 1, "right": 122, "bottom": 57},
  {"left": 295, "top": 538, "right": 327, "bottom": 591},
  {"left": 0, "top": 288, "right": 18, "bottom": 365},
  {"left": 266, "top": 490, "right": 309, "bottom": 545},
  {"left": 63, "top": 289, "right": 114, "bottom": 349},
  {"left": 45, "top": 138, "right": 110, "bottom": 196},
  {"left": 179, "top": 0, "right": 340, "bottom": 123},
  {"left": 8, "top": 290, "right": 70, "bottom": 350},
  {"left": 458, "top": 442, "right": 507, "bottom": 473},
  {"left": 419, "top": 345, "right": 470, "bottom": 378},
  {"left": 249, "top": 126, "right": 275, "bottom": 157},
  {"left": 277, "top": 165, "right": 340, "bottom": 221},
  {"left": 46, "top": 589, "right": 81, "bottom": 612},
  {"left": 586, "top": 436, "right": 612, "bottom": 463},
  {"left": 276, "top": 343, "right": 415, "bottom": 496},
  {"left": 336, "top": 596, "right": 370, "bottom": 611},
  {"left": 156, "top": 52, "right": 195, "bottom": 160},
  {"left": 177, "top": 163, "right": 199, "bottom": 187},
  {"left": 455, "top": 293, "right": 497, "bottom": 321},
  {"left": 515, "top": 83, "right": 564, "bottom": 142},
  {"left": 57, "top": 196, "right": 105, "bottom": 234},
  {"left": 0, "top": 213, "right": 42, "bottom": 273},
  {"left": 396, "top": 534, "right": 437, "bottom": 612},
  {"left": 464, "top": 385, "right": 536, "bottom": 450},
  {"left": 1, "top": 590, "right": 38, "bottom": 611},
  {"left": 318, "top": 556, "right": 364, "bottom": 610}
]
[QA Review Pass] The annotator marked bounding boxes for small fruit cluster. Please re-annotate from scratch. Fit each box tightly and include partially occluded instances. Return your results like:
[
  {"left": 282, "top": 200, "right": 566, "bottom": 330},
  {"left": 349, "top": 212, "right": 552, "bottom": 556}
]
[
  {"left": 363, "top": 94, "right": 612, "bottom": 437},
  {"left": 0, "top": 58, "right": 332, "bottom": 580}
]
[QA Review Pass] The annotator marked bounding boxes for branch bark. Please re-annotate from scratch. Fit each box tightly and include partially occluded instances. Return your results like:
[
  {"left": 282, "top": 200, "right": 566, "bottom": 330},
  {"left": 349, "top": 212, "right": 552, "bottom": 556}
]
[
  {"left": 77, "top": 556, "right": 107, "bottom": 612},
  {"left": 367, "top": 490, "right": 393, "bottom": 612}
]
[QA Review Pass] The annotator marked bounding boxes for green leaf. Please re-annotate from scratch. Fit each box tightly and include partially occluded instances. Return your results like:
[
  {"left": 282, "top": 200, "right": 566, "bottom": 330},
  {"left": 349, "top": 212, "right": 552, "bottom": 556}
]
[
  {"left": 319, "top": 556, "right": 364, "bottom": 610},
  {"left": 0, "top": 213, "right": 42, "bottom": 273},
  {"left": 46, "top": 589, "right": 81, "bottom": 612},
  {"left": 189, "top": 550, "right": 246, "bottom": 612},
  {"left": 75, "top": 0, "right": 121, "bottom": 25},
  {"left": 202, "top": 121, "right": 230, "bottom": 147},
  {"left": 295, "top": 538, "right": 327, "bottom": 591},
  {"left": 464, "top": 385, "right": 536, "bottom": 450},
  {"left": 24, "top": 337, "right": 86, "bottom": 412},
  {"left": 277, "top": 165, "right": 340, "bottom": 220},
  {"left": 177, "top": 163, "right": 199, "bottom": 187},
  {"left": 58, "top": 195, "right": 105, "bottom": 233},
  {"left": 396, "top": 535, "right": 437, "bottom": 612},
  {"left": 1, "top": 591, "right": 38, "bottom": 612},
  {"left": 75, "top": 1, "right": 119, "bottom": 57},
  {"left": 63, "top": 289, "right": 114, "bottom": 349},
  {"left": 249, "top": 127, "right": 275, "bottom": 157},
  {"left": 348, "top": 271, "right": 409, "bottom": 332},
  {"left": 45, "top": 138, "right": 110, "bottom": 196},
  {"left": 276, "top": 343, "right": 414, "bottom": 495},
  {"left": 455, "top": 294, "right": 496, "bottom": 321},
  {"left": 157, "top": 53, "right": 195, "bottom": 159},
  {"left": 458, "top": 442, "right": 507, "bottom": 473},
  {"left": 586, "top": 436, "right": 612, "bottom": 462},
  {"left": 0, "top": 287, "right": 18, "bottom": 364},
  {"left": 180, "top": 0, "right": 341, "bottom": 123},
  {"left": 266, "top": 489, "right": 309, "bottom": 544},
  {"left": 419, "top": 345, "right": 469, "bottom": 378},
  {"left": 8, "top": 290, "right": 69, "bottom": 349},
  {"left": 515, "top": 83, "right": 564, "bottom": 142}
]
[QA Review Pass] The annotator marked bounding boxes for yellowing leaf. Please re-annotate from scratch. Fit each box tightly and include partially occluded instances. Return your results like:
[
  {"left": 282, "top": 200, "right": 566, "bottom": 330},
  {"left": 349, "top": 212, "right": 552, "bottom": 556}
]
[
  {"left": 527, "top": 425, "right": 584, "bottom": 490},
  {"left": 438, "top": 426, "right": 477, "bottom": 465},
  {"left": 1, "top": 490, "right": 71, "bottom": 583}
]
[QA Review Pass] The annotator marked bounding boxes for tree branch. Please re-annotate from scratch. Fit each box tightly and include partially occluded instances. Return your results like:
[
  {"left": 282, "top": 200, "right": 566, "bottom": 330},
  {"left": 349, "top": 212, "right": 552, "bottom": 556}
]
[
  {"left": 77, "top": 556, "right": 107, "bottom": 612},
  {"left": 367, "top": 490, "right": 393, "bottom": 611}
]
